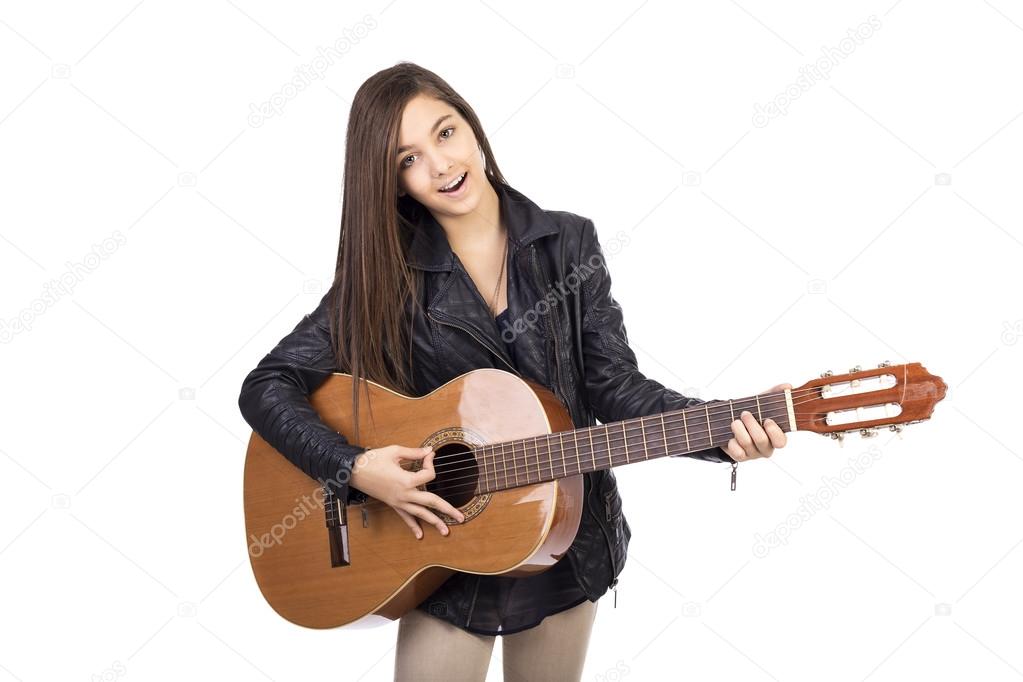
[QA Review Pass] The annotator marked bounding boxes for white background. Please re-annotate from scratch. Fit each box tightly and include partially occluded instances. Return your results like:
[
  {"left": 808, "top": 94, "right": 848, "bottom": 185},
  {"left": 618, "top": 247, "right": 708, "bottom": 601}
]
[{"left": 2, "top": 1, "right": 1021, "bottom": 680}]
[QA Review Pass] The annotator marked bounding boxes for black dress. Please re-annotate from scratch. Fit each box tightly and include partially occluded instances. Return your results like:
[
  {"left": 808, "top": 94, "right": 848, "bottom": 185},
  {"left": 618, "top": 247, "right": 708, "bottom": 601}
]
[{"left": 413, "top": 308, "right": 592, "bottom": 636}]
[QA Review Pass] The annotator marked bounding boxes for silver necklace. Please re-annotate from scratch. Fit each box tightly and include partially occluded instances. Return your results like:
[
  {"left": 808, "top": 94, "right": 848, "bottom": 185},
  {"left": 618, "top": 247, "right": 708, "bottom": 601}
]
[{"left": 489, "top": 233, "right": 508, "bottom": 316}]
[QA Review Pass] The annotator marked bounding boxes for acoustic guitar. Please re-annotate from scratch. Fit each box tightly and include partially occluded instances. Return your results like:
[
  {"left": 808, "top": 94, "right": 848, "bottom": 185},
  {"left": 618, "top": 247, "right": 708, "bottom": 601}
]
[{"left": 243, "top": 362, "right": 946, "bottom": 629}]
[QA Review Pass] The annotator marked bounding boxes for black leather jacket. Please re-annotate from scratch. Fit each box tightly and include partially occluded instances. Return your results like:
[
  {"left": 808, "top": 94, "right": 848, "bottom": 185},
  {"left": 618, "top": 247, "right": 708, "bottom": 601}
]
[{"left": 237, "top": 180, "right": 732, "bottom": 622}]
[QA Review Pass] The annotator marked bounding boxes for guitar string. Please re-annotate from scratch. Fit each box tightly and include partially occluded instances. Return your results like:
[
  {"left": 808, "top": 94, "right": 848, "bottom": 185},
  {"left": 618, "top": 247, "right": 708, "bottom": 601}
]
[
  {"left": 348, "top": 383, "right": 903, "bottom": 506},
  {"left": 366, "top": 389, "right": 868, "bottom": 497},
  {"left": 393, "top": 388, "right": 862, "bottom": 488},
  {"left": 439, "top": 388, "right": 817, "bottom": 472},
  {"left": 425, "top": 384, "right": 904, "bottom": 493}
]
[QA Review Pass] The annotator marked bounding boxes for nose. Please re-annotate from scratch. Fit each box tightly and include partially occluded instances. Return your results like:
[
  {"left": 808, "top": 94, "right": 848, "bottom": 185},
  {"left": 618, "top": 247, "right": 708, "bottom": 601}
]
[{"left": 427, "top": 151, "right": 454, "bottom": 176}]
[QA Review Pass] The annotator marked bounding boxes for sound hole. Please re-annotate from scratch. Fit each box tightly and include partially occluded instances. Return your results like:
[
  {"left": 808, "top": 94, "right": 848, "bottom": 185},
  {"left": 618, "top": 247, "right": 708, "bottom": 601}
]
[{"left": 424, "top": 442, "right": 478, "bottom": 508}]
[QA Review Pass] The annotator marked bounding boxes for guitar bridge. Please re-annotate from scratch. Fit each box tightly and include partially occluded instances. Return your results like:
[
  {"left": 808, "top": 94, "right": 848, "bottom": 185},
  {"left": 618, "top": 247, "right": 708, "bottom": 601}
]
[{"left": 324, "top": 484, "right": 350, "bottom": 568}]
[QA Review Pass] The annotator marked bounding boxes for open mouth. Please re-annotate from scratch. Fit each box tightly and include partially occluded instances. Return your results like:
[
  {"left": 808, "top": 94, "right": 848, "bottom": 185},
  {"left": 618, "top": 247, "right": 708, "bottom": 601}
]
[{"left": 438, "top": 171, "right": 467, "bottom": 193}]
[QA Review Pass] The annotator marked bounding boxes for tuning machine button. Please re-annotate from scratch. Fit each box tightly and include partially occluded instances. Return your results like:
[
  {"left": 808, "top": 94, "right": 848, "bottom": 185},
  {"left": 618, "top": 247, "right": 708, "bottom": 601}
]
[
  {"left": 878, "top": 360, "right": 891, "bottom": 368},
  {"left": 859, "top": 427, "right": 878, "bottom": 438},
  {"left": 849, "top": 365, "right": 862, "bottom": 374},
  {"left": 821, "top": 370, "right": 833, "bottom": 378}
]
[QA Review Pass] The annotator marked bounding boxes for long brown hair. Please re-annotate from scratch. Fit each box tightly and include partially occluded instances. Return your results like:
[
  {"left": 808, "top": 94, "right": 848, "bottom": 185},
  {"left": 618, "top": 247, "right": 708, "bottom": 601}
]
[{"left": 327, "top": 61, "right": 507, "bottom": 443}]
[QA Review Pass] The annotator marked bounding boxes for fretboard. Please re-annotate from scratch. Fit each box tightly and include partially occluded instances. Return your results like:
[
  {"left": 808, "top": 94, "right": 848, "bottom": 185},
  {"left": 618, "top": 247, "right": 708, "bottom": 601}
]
[{"left": 474, "top": 392, "right": 792, "bottom": 494}]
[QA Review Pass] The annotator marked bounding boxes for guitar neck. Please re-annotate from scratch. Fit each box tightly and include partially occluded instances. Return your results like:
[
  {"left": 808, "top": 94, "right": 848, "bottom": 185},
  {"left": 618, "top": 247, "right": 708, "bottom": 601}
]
[{"left": 476, "top": 391, "right": 794, "bottom": 494}]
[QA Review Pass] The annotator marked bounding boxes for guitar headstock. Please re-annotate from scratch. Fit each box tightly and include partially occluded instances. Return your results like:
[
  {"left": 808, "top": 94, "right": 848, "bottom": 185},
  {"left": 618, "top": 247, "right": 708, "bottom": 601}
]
[{"left": 790, "top": 362, "right": 947, "bottom": 441}]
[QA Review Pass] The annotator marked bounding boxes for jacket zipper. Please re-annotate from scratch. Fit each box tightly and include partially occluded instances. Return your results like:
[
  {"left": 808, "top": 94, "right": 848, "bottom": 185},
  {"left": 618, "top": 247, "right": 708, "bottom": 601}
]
[
  {"left": 427, "top": 310, "right": 521, "bottom": 377},
  {"left": 464, "top": 574, "right": 481, "bottom": 628},
  {"left": 529, "top": 246, "right": 571, "bottom": 420},
  {"left": 605, "top": 491, "right": 619, "bottom": 607},
  {"left": 531, "top": 245, "right": 619, "bottom": 606}
]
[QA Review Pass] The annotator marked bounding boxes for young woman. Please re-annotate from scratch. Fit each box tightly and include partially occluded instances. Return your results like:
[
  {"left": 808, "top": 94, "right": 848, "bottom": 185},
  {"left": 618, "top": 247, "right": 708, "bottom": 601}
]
[{"left": 238, "top": 61, "right": 788, "bottom": 681}]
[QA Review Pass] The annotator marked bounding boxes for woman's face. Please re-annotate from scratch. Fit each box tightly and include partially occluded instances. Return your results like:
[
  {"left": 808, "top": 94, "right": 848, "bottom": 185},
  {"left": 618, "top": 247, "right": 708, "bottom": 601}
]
[{"left": 395, "top": 94, "right": 486, "bottom": 218}]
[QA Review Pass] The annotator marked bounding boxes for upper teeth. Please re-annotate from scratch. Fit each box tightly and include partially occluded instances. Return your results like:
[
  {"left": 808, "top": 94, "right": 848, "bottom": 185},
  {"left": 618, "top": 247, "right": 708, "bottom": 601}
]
[{"left": 441, "top": 173, "right": 465, "bottom": 190}]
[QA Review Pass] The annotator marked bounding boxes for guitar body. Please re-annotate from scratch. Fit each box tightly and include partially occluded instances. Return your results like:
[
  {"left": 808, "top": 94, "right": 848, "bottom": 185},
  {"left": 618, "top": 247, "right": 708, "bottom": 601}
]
[{"left": 243, "top": 368, "right": 581, "bottom": 629}]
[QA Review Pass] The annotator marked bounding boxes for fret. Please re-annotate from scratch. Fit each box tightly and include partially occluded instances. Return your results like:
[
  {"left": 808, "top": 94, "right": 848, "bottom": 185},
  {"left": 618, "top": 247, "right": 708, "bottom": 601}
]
[
  {"left": 613, "top": 421, "right": 621, "bottom": 464},
  {"left": 658, "top": 413, "right": 669, "bottom": 459},
  {"left": 621, "top": 423, "right": 630, "bottom": 466},
  {"left": 538, "top": 435, "right": 548, "bottom": 482},
  {"left": 547, "top": 434, "right": 555, "bottom": 480},
  {"left": 534, "top": 437, "right": 543, "bottom": 483},
  {"left": 755, "top": 394, "right": 763, "bottom": 422},
  {"left": 573, "top": 429, "right": 581, "bottom": 475},
  {"left": 729, "top": 399, "right": 734, "bottom": 423},
  {"left": 604, "top": 424, "right": 613, "bottom": 469},
  {"left": 639, "top": 417, "right": 650, "bottom": 460},
  {"left": 560, "top": 432, "right": 567, "bottom": 477},
  {"left": 705, "top": 404, "right": 712, "bottom": 450},
  {"left": 512, "top": 440, "right": 519, "bottom": 487},
  {"left": 500, "top": 442, "right": 508, "bottom": 491},
  {"left": 576, "top": 426, "right": 590, "bottom": 476},
  {"left": 588, "top": 426, "right": 597, "bottom": 472},
  {"left": 682, "top": 408, "right": 690, "bottom": 451},
  {"left": 480, "top": 445, "right": 488, "bottom": 493}
]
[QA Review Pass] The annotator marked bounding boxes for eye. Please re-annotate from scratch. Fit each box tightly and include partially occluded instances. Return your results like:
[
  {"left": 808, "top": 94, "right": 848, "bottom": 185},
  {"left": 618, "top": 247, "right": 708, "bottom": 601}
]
[{"left": 399, "top": 127, "right": 455, "bottom": 170}]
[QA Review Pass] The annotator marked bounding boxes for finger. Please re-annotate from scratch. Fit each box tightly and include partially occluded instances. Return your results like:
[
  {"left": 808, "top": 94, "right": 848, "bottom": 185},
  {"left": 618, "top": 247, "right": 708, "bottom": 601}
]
[
  {"left": 393, "top": 507, "right": 424, "bottom": 539},
  {"left": 732, "top": 413, "right": 755, "bottom": 452},
  {"left": 764, "top": 419, "right": 787, "bottom": 448},
  {"left": 401, "top": 445, "right": 434, "bottom": 461},
  {"left": 725, "top": 437, "right": 745, "bottom": 461},
  {"left": 741, "top": 411, "right": 771, "bottom": 454},
  {"left": 411, "top": 451, "right": 438, "bottom": 484},
  {"left": 410, "top": 490, "right": 465, "bottom": 523},
  {"left": 402, "top": 502, "right": 449, "bottom": 536}
]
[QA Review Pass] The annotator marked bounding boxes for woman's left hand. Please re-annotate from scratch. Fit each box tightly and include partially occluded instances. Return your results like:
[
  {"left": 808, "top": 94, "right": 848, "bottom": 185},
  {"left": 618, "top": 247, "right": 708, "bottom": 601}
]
[{"left": 722, "top": 383, "right": 791, "bottom": 462}]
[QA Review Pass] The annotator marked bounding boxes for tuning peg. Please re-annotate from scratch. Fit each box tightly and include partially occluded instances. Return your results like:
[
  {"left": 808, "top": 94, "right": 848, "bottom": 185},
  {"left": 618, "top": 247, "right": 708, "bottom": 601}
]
[
  {"left": 860, "top": 427, "right": 878, "bottom": 438},
  {"left": 830, "top": 431, "right": 845, "bottom": 447},
  {"left": 889, "top": 424, "right": 903, "bottom": 440},
  {"left": 821, "top": 370, "right": 834, "bottom": 378},
  {"left": 878, "top": 360, "right": 891, "bottom": 368},
  {"left": 849, "top": 365, "right": 862, "bottom": 373}
]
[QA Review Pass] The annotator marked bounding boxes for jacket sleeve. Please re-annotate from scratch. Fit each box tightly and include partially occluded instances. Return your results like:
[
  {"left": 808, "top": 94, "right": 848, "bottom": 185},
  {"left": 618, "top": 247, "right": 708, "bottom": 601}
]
[
  {"left": 577, "top": 219, "right": 734, "bottom": 464},
  {"left": 237, "top": 290, "right": 369, "bottom": 503}
]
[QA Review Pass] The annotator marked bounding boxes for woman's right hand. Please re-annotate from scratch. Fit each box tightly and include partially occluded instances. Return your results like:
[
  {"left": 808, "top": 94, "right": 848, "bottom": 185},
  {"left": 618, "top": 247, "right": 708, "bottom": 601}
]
[{"left": 349, "top": 444, "right": 465, "bottom": 539}]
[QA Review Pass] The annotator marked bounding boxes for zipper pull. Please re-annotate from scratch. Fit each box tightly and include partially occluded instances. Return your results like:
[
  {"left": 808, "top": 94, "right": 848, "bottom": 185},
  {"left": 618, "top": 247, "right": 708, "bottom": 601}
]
[
  {"left": 730, "top": 461, "right": 738, "bottom": 491},
  {"left": 609, "top": 577, "right": 618, "bottom": 608}
]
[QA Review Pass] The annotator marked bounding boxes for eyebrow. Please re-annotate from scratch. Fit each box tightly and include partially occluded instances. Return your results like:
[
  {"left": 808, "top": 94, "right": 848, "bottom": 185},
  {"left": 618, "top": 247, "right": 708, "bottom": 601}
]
[{"left": 396, "top": 114, "right": 454, "bottom": 156}]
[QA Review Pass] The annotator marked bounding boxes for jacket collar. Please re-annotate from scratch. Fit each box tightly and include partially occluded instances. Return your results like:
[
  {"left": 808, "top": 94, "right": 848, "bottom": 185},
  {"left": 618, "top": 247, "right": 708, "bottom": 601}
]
[{"left": 406, "top": 179, "right": 560, "bottom": 271}]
